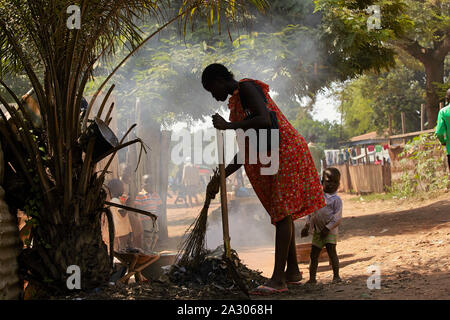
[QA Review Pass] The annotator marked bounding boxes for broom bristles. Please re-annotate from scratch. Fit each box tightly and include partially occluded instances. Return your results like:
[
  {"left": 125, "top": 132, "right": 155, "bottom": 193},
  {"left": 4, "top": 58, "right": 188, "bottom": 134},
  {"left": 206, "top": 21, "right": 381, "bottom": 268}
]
[{"left": 176, "top": 170, "right": 217, "bottom": 268}]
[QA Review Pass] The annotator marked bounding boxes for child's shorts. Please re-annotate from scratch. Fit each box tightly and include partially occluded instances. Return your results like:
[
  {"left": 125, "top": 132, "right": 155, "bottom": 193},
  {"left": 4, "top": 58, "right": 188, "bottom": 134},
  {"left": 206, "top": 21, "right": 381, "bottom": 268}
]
[{"left": 312, "top": 231, "right": 337, "bottom": 249}]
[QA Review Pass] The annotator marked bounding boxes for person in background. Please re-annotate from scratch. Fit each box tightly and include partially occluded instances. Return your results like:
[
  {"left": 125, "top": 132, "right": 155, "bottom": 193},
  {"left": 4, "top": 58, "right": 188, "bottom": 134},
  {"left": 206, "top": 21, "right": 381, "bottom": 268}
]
[
  {"left": 436, "top": 88, "right": 450, "bottom": 171},
  {"left": 182, "top": 157, "right": 201, "bottom": 207},
  {"left": 374, "top": 156, "right": 382, "bottom": 165},
  {"left": 135, "top": 175, "right": 162, "bottom": 253},
  {"left": 107, "top": 179, "right": 132, "bottom": 251},
  {"left": 174, "top": 165, "right": 187, "bottom": 206},
  {"left": 120, "top": 165, "right": 143, "bottom": 249},
  {"left": 301, "top": 168, "right": 342, "bottom": 284}
]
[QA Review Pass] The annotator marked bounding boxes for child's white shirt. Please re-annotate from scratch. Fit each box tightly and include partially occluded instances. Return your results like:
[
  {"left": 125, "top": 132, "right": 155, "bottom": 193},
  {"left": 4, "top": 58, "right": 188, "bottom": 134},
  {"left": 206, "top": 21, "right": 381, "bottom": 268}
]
[{"left": 306, "top": 192, "right": 343, "bottom": 235}]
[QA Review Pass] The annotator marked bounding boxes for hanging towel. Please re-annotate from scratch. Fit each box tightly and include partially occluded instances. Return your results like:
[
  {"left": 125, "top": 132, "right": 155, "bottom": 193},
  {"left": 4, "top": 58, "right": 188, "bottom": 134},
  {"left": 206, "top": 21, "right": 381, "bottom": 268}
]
[
  {"left": 383, "top": 144, "right": 389, "bottom": 150},
  {"left": 368, "top": 145, "right": 375, "bottom": 152},
  {"left": 375, "top": 145, "right": 382, "bottom": 152}
]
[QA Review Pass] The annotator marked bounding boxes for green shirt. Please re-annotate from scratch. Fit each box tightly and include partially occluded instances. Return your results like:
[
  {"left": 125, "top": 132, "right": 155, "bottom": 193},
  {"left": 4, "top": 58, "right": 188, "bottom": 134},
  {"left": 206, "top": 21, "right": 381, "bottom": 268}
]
[{"left": 436, "top": 104, "right": 450, "bottom": 154}]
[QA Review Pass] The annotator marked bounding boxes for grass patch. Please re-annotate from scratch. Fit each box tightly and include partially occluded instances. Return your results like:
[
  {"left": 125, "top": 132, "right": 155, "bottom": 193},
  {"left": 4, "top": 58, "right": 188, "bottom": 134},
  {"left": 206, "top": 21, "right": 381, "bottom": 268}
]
[
  {"left": 348, "top": 192, "right": 397, "bottom": 202},
  {"left": 348, "top": 189, "right": 447, "bottom": 203}
]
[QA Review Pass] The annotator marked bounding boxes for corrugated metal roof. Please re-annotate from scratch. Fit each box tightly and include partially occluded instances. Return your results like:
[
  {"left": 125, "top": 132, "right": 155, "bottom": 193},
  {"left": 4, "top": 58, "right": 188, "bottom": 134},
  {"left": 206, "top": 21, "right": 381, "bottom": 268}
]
[{"left": 0, "top": 187, "right": 21, "bottom": 300}]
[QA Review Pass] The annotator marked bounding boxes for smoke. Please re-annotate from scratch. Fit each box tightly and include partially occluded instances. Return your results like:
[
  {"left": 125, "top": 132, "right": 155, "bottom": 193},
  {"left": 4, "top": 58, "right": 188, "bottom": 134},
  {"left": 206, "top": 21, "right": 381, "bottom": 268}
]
[
  {"left": 91, "top": 3, "right": 326, "bottom": 252},
  {"left": 205, "top": 201, "right": 275, "bottom": 250}
]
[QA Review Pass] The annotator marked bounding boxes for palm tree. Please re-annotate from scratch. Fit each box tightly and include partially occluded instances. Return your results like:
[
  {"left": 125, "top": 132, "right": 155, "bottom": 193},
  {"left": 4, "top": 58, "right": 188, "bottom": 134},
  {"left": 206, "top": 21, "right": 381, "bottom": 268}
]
[{"left": 0, "top": 0, "right": 267, "bottom": 295}]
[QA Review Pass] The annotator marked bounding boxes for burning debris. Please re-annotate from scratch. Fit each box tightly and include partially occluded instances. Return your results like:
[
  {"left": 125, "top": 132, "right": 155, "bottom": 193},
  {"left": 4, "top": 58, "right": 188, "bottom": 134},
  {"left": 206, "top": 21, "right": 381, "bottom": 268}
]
[
  {"left": 52, "top": 245, "right": 266, "bottom": 300},
  {"left": 169, "top": 245, "right": 266, "bottom": 297}
]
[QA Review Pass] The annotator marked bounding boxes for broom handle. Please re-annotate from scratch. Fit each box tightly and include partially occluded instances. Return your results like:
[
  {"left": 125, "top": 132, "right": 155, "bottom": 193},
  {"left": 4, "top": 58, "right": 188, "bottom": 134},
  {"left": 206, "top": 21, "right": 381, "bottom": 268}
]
[{"left": 216, "top": 129, "right": 231, "bottom": 259}]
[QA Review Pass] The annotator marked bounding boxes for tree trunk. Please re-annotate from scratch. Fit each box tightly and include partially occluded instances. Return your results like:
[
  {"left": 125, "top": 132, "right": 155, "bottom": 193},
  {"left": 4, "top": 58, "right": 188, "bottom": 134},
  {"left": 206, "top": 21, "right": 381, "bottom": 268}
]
[
  {"left": 423, "top": 57, "right": 445, "bottom": 129},
  {"left": 158, "top": 130, "right": 171, "bottom": 241}
]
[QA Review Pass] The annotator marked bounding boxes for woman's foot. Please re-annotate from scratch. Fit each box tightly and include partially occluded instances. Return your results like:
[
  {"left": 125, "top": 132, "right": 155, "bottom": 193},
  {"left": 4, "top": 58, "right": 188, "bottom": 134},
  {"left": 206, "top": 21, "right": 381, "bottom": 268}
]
[
  {"left": 305, "top": 279, "right": 317, "bottom": 285},
  {"left": 285, "top": 270, "right": 303, "bottom": 283},
  {"left": 263, "top": 278, "right": 287, "bottom": 291},
  {"left": 249, "top": 285, "right": 288, "bottom": 296},
  {"left": 332, "top": 277, "right": 342, "bottom": 283}
]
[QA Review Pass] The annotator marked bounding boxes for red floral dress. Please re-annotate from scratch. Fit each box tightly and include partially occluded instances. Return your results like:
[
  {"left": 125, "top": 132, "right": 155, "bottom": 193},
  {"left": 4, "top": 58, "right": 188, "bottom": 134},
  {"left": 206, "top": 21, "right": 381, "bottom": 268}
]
[{"left": 228, "top": 79, "right": 326, "bottom": 225}]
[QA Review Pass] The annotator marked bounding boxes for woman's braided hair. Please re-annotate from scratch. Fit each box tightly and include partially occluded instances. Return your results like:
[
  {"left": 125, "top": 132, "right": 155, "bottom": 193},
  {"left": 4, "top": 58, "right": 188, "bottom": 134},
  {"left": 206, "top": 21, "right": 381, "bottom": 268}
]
[{"left": 322, "top": 167, "right": 341, "bottom": 194}]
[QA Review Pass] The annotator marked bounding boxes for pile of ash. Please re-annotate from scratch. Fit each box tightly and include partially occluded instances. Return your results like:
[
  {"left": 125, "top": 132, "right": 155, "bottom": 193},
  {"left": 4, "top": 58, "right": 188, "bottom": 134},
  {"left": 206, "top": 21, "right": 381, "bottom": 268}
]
[
  {"left": 169, "top": 245, "right": 266, "bottom": 294},
  {"left": 51, "top": 246, "right": 267, "bottom": 300}
]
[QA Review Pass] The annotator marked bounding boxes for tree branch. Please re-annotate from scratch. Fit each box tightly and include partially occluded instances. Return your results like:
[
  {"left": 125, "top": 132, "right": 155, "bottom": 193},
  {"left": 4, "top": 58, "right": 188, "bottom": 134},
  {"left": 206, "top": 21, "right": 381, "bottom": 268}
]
[
  {"left": 394, "top": 38, "right": 427, "bottom": 63},
  {"left": 433, "top": 32, "right": 450, "bottom": 61}
]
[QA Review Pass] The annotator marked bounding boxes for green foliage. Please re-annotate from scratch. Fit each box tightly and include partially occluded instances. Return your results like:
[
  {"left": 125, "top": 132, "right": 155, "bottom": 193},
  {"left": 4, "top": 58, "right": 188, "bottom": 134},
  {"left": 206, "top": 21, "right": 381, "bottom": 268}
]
[
  {"left": 335, "top": 78, "right": 376, "bottom": 138},
  {"left": 369, "top": 63, "right": 425, "bottom": 132},
  {"left": 404, "top": 0, "right": 450, "bottom": 47},
  {"left": 315, "top": 0, "right": 450, "bottom": 128},
  {"left": 335, "top": 55, "right": 428, "bottom": 138},
  {"left": 315, "top": 0, "right": 412, "bottom": 75},
  {"left": 292, "top": 108, "right": 343, "bottom": 148},
  {"left": 391, "top": 133, "right": 449, "bottom": 197}
]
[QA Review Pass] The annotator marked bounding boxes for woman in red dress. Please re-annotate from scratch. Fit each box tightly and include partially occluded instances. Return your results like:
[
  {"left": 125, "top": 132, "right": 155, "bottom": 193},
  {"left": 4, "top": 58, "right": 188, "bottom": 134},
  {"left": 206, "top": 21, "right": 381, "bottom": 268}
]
[{"left": 203, "top": 64, "right": 326, "bottom": 294}]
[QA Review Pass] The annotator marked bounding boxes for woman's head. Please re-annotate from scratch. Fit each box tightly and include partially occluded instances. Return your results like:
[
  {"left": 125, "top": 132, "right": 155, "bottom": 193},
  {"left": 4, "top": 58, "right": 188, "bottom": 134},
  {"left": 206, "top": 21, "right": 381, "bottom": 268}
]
[
  {"left": 202, "top": 63, "right": 235, "bottom": 102},
  {"left": 322, "top": 167, "right": 340, "bottom": 194},
  {"left": 107, "top": 179, "right": 124, "bottom": 198}
]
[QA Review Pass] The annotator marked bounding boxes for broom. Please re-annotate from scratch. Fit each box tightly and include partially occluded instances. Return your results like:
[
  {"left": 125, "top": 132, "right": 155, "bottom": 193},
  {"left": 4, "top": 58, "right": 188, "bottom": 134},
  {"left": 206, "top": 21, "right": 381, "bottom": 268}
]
[
  {"left": 176, "top": 130, "right": 249, "bottom": 298},
  {"left": 176, "top": 169, "right": 218, "bottom": 268}
]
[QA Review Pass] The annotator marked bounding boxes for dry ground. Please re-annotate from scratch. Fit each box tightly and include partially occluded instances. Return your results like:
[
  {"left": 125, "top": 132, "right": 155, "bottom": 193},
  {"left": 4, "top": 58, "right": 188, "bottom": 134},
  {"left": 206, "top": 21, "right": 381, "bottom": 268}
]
[{"left": 161, "top": 191, "right": 450, "bottom": 300}]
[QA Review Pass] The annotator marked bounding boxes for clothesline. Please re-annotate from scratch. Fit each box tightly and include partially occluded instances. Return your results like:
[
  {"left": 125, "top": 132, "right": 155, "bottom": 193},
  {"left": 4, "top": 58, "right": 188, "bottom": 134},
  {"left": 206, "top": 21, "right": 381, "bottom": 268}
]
[{"left": 325, "top": 144, "right": 390, "bottom": 165}]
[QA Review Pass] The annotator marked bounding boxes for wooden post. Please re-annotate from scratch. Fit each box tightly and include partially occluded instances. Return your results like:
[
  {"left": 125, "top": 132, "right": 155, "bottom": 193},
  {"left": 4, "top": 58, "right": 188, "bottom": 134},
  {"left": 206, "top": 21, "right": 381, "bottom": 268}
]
[
  {"left": 401, "top": 112, "right": 406, "bottom": 144},
  {"left": 158, "top": 131, "right": 171, "bottom": 241},
  {"left": 365, "top": 144, "right": 369, "bottom": 164},
  {"left": 420, "top": 104, "right": 425, "bottom": 132},
  {"left": 388, "top": 114, "right": 393, "bottom": 146},
  {"left": 401, "top": 112, "right": 406, "bottom": 134},
  {"left": 345, "top": 162, "right": 352, "bottom": 192}
]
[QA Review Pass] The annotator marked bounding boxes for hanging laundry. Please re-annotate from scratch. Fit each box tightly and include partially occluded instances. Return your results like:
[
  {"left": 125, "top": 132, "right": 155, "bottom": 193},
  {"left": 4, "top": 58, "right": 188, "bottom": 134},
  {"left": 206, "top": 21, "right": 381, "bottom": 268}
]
[
  {"left": 368, "top": 145, "right": 375, "bottom": 152},
  {"left": 375, "top": 145, "right": 382, "bottom": 152},
  {"left": 383, "top": 144, "right": 389, "bottom": 150},
  {"left": 338, "top": 152, "right": 344, "bottom": 164},
  {"left": 325, "top": 150, "right": 334, "bottom": 166}
]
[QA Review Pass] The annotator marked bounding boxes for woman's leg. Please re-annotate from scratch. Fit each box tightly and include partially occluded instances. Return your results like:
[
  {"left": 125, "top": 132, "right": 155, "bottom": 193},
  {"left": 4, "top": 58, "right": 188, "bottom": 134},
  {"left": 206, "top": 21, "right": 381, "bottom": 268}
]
[
  {"left": 285, "top": 218, "right": 302, "bottom": 282},
  {"left": 266, "top": 215, "right": 292, "bottom": 289},
  {"left": 325, "top": 243, "right": 341, "bottom": 282},
  {"left": 307, "top": 245, "right": 322, "bottom": 284}
]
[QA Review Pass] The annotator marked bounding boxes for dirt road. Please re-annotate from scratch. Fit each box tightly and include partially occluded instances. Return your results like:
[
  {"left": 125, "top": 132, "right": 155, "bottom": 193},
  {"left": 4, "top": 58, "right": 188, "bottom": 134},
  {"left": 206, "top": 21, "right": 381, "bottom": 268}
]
[{"left": 164, "top": 191, "right": 450, "bottom": 300}]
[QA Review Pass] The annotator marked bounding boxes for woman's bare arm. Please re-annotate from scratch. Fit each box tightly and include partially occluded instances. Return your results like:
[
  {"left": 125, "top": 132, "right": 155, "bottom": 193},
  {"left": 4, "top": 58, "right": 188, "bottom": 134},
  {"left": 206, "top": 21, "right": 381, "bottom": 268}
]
[{"left": 229, "top": 82, "right": 272, "bottom": 130}]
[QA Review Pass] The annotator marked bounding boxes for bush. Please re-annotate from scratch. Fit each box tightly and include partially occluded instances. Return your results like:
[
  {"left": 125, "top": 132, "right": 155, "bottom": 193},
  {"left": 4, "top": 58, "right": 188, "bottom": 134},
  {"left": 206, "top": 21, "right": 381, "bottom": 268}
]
[{"left": 390, "top": 133, "right": 449, "bottom": 197}]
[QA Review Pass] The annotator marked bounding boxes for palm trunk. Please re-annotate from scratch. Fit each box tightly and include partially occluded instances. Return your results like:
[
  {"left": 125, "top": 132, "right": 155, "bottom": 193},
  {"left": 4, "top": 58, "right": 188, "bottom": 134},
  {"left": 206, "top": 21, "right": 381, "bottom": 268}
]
[{"left": 20, "top": 207, "right": 111, "bottom": 296}]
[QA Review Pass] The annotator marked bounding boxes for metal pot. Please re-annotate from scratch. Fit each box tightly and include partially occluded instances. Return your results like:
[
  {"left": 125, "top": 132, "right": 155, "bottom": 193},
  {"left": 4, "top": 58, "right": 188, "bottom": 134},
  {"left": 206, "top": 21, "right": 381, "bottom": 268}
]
[
  {"left": 82, "top": 117, "right": 119, "bottom": 163},
  {"left": 141, "top": 252, "right": 177, "bottom": 280}
]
